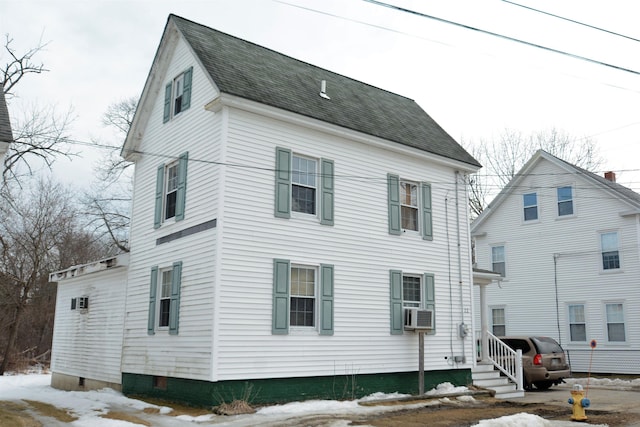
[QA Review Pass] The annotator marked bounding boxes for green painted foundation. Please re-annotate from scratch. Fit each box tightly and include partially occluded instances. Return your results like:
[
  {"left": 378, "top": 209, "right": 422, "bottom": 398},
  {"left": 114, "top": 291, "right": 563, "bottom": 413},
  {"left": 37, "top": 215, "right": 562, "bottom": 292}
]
[{"left": 122, "top": 368, "right": 471, "bottom": 407}]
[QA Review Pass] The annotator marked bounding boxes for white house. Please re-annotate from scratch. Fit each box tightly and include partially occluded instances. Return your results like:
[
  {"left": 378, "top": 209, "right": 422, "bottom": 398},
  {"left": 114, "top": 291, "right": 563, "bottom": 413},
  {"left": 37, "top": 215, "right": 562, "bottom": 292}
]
[
  {"left": 50, "top": 14, "right": 482, "bottom": 406},
  {"left": 472, "top": 150, "right": 640, "bottom": 374},
  {"left": 49, "top": 254, "right": 129, "bottom": 391}
]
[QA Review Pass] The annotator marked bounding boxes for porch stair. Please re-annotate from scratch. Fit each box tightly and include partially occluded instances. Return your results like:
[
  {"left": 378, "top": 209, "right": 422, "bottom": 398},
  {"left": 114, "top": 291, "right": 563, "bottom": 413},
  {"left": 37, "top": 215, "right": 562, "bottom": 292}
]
[{"left": 472, "top": 363, "right": 525, "bottom": 399}]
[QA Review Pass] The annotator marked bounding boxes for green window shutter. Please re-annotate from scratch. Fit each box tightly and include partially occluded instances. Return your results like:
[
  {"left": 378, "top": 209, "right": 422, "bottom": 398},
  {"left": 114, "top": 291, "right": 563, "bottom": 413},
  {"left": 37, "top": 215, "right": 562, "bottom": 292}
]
[
  {"left": 169, "top": 261, "right": 183, "bottom": 335},
  {"left": 163, "top": 82, "right": 172, "bottom": 123},
  {"left": 421, "top": 182, "right": 433, "bottom": 240},
  {"left": 148, "top": 266, "right": 158, "bottom": 335},
  {"left": 272, "top": 259, "right": 290, "bottom": 334},
  {"left": 154, "top": 165, "right": 164, "bottom": 229},
  {"left": 387, "top": 174, "right": 401, "bottom": 235},
  {"left": 424, "top": 273, "right": 436, "bottom": 335},
  {"left": 319, "top": 264, "right": 334, "bottom": 335},
  {"left": 274, "top": 147, "right": 291, "bottom": 218},
  {"left": 182, "top": 67, "right": 193, "bottom": 111},
  {"left": 390, "top": 269, "right": 403, "bottom": 335},
  {"left": 320, "top": 159, "right": 334, "bottom": 226},
  {"left": 175, "top": 152, "right": 189, "bottom": 221}
]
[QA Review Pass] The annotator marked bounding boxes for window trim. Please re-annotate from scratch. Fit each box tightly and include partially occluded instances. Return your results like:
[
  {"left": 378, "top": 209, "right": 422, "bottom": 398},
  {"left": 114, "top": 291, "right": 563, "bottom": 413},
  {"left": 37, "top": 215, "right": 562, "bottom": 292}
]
[
  {"left": 148, "top": 262, "right": 182, "bottom": 336},
  {"left": 291, "top": 154, "right": 318, "bottom": 217},
  {"left": 567, "top": 303, "right": 587, "bottom": 342},
  {"left": 389, "top": 270, "right": 436, "bottom": 335},
  {"left": 556, "top": 185, "right": 575, "bottom": 218},
  {"left": 604, "top": 302, "right": 626, "bottom": 343},
  {"left": 289, "top": 264, "right": 318, "bottom": 329},
  {"left": 491, "top": 245, "right": 506, "bottom": 278},
  {"left": 522, "top": 192, "right": 538, "bottom": 222},
  {"left": 163, "top": 67, "right": 192, "bottom": 123},
  {"left": 599, "top": 231, "right": 621, "bottom": 272},
  {"left": 387, "top": 173, "right": 433, "bottom": 240},
  {"left": 154, "top": 152, "right": 188, "bottom": 228},
  {"left": 490, "top": 306, "right": 506, "bottom": 336}
]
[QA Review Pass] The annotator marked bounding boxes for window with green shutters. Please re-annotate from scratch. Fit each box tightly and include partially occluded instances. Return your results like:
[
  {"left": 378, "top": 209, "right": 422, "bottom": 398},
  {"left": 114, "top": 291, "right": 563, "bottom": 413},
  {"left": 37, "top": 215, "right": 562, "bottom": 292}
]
[
  {"left": 163, "top": 66, "right": 193, "bottom": 123},
  {"left": 387, "top": 174, "right": 432, "bottom": 240},
  {"left": 154, "top": 152, "right": 188, "bottom": 228},
  {"left": 274, "top": 147, "right": 334, "bottom": 225},
  {"left": 389, "top": 269, "right": 436, "bottom": 335},
  {"left": 272, "top": 259, "right": 334, "bottom": 335},
  {"left": 148, "top": 261, "right": 183, "bottom": 335}
]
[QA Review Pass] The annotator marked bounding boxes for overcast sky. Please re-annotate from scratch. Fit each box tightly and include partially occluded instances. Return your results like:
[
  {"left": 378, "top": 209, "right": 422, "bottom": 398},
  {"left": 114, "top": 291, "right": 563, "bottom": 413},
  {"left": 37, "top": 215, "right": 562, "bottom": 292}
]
[{"left": 1, "top": 0, "right": 639, "bottom": 190}]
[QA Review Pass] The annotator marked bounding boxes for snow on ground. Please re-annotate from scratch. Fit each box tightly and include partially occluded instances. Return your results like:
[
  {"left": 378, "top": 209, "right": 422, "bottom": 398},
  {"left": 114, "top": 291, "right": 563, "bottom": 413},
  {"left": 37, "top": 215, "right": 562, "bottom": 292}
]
[{"left": 0, "top": 372, "right": 629, "bottom": 426}]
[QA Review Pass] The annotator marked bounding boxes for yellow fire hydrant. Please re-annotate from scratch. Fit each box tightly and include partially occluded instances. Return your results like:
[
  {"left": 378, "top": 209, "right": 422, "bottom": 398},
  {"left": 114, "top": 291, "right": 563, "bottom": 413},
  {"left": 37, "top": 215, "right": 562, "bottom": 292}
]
[{"left": 568, "top": 384, "right": 590, "bottom": 421}]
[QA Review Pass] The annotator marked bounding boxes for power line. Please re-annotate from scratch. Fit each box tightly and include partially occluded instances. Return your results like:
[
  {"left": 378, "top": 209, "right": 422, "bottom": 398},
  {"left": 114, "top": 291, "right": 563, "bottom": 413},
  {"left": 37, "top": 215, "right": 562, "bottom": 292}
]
[
  {"left": 361, "top": 0, "right": 640, "bottom": 76},
  {"left": 501, "top": 0, "right": 640, "bottom": 44}
]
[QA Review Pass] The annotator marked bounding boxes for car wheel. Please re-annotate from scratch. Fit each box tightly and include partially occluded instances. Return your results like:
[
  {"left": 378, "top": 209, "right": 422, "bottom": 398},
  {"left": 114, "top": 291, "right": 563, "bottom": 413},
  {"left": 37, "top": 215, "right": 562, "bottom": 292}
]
[{"left": 534, "top": 381, "right": 552, "bottom": 390}]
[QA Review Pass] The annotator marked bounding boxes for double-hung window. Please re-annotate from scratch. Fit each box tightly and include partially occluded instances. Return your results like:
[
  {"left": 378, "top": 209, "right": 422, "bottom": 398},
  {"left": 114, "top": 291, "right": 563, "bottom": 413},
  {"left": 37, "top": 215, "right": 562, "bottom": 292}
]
[
  {"left": 292, "top": 155, "right": 317, "bottom": 215},
  {"left": 600, "top": 232, "right": 620, "bottom": 270},
  {"left": 274, "top": 147, "right": 334, "bottom": 225},
  {"left": 148, "top": 262, "right": 183, "bottom": 335},
  {"left": 605, "top": 303, "right": 626, "bottom": 342},
  {"left": 389, "top": 270, "right": 436, "bottom": 335},
  {"left": 523, "top": 192, "right": 538, "bottom": 221},
  {"left": 491, "top": 245, "right": 506, "bottom": 277},
  {"left": 387, "top": 174, "right": 433, "bottom": 240},
  {"left": 163, "top": 67, "right": 193, "bottom": 123},
  {"left": 491, "top": 307, "right": 506, "bottom": 336},
  {"left": 568, "top": 304, "right": 586, "bottom": 341},
  {"left": 154, "top": 152, "right": 188, "bottom": 228},
  {"left": 557, "top": 186, "right": 574, "bottom": 216},
  {"left": 272, "top": 259, "right": 334, "bottom": 335}
]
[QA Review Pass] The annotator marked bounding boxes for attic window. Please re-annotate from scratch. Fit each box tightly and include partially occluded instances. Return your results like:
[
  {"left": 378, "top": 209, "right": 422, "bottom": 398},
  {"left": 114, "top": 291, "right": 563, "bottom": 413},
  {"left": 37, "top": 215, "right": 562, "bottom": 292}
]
[{"left": 163, "top": 67, "right": 193, "bottom": 123}]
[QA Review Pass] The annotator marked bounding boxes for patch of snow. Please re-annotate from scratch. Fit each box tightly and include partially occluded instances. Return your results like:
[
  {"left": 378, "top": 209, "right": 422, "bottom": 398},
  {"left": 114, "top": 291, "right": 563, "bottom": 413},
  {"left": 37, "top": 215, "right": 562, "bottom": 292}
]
[
  {"left": 358, "top": 391, "right": 410, "bottom": 402},
  {"left": 426, "top": 381, "right": 469, "bottom": 396},
  {"left": 566, "top": 377, "right": 640, "bottom": 390},
  {"left": 472, "top": 413, "right": 551, "bottom": 426}
]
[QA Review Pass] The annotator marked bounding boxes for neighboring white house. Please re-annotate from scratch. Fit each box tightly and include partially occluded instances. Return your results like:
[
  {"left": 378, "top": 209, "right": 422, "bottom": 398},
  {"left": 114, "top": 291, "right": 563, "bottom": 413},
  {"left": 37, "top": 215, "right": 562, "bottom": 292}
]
[
  {"left": 49, "top": 254, "right": 129, "bottom": 391},
  {"left": 472, "top": 150, "right": 640, "bottom": 374},
  {"left": 50, "top": 14, "right": 482, "bottom": 406}
]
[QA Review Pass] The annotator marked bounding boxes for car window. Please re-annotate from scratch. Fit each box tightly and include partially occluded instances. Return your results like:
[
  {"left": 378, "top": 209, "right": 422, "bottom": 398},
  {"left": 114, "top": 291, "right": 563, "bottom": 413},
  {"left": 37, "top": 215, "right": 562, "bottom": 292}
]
[
  {"left": 501, "top": 339, "right": 531, "bottom": 353},
  {"left": 531, "top": 337, "right": 563, "bottom": 353}
]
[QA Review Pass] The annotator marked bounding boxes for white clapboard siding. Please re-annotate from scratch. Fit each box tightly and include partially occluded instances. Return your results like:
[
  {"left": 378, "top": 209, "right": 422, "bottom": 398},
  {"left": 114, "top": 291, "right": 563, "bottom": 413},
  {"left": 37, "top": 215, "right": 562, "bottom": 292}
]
[
  {"left": 211, "top": 108, "right": 475, "bottom": 380},
  {"left": 51, "top": 267, "right": 127, "bottom": 384},
  {"left": 472, "top": 155, "right": 640, "bottom": 373}
]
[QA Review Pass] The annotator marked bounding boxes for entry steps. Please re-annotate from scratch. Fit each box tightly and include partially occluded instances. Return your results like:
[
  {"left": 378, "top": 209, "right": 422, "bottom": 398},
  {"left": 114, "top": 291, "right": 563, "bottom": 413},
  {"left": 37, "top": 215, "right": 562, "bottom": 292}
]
[{"left": 472, "top": 363, "right": 525, "bottom": 399}]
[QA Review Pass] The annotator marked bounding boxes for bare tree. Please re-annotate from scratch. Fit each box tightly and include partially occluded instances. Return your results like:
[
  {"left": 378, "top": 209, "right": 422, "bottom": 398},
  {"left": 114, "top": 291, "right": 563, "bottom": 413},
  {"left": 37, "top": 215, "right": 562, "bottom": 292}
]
[
  {"left": 2, "top": 35, "right": 76, "bottom": 185},
  {"left": 0, "top": 179, "right": 105, "bottom": 374},
  {"left": 466, "top": 127, "right": 602, "bottom": 217},
  {"left": 83, "top": 96, "right": 137, "bottom": 252}
]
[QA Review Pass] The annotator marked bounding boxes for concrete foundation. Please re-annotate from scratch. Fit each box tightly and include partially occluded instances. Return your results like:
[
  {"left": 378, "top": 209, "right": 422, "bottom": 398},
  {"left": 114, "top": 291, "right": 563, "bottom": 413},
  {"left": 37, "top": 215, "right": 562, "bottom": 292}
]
[{"left": 51, "top": 371, "right": 122, "bottom": 392}]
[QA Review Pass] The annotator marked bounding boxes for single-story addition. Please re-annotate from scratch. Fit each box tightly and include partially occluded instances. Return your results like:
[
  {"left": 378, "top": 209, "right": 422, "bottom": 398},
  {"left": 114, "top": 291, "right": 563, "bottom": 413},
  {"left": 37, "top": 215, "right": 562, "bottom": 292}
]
[{"left": 49, "top": 14, "right": 483, "bottom": 406}]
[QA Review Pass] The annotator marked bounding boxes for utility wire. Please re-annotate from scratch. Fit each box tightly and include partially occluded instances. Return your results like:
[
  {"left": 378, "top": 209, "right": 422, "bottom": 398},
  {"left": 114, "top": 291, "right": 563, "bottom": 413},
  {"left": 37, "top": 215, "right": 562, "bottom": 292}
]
[
  {"left": 501, "top": 0, "right": 640, "bottom": 44},
  {"left": 362, "top": 0, "right": 640, "bottom": 76}
]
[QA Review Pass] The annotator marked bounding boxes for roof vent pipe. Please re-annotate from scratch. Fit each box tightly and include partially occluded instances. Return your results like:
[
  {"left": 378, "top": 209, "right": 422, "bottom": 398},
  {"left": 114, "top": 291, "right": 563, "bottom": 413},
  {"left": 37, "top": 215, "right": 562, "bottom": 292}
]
[
  {"left": 319, "top": 80, "right": 330, "bottom": 100},
  {"left": 604, "top": 171, "right": 616, "bottom": 182}
]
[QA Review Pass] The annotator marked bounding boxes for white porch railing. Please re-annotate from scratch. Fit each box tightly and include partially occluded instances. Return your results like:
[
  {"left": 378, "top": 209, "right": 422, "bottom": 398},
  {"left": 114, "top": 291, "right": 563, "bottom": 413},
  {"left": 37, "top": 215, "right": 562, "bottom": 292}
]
[{"left": 482, "top": 332, "right": 524, "bottom": 391}]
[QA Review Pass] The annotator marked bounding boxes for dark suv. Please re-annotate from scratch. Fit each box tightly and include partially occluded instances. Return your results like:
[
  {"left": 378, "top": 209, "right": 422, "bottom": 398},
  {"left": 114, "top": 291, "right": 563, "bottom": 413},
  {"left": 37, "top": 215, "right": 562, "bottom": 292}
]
[{"left": 500, "top": 336, "right": 571, "bottom": 390}]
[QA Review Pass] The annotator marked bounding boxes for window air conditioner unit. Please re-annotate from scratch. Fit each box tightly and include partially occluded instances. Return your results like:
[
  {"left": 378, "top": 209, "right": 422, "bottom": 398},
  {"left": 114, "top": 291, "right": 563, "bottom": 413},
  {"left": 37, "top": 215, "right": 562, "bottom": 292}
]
[{"left": 404, "top": 308, "right": 434, "bottom": 330}]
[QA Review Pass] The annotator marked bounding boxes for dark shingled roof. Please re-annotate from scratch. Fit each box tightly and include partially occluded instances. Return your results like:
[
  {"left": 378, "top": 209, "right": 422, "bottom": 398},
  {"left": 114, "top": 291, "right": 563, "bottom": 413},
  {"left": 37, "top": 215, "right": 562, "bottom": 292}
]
[
  {"left": 0, "top": 85, "right": 13, "bottom": 143},
  {"left": 171, "top": 15, "right": 480, "bottom": 168}
]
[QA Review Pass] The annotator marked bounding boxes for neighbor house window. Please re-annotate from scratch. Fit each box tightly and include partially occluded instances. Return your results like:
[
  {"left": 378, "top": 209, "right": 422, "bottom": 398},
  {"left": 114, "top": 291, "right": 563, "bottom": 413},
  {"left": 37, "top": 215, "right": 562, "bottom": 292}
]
[
  {"left": 291, "top": 155, "right": 317, "bottom": 215},
  {"left": 568, "top": 304, "right": 586, "bottom": 341},
  {"left": 557, "top": 186, "right": 574, "bottom": 216},
  {"left": 387, "top": 174, "right": 433, "bottom": 239},
  {"left": 154, "top": 153, "right": 188, "bottom": 228},
  {"left": 272, "top": 259, "right": 334, "bottom": 335},
  {"left": 491, "top": 307, "right": 506, "bottom": 336},
  {"left": 400, "top": 181, "right": 419, "bottom": 231},
  {"left": 605, "top": 303, "right": 626, "bottom": 342},
  {"left": 290, "top": 266, "right": 316, "bottom": 327},
  {"left": 600, "top": 232, "right": 620, "bottom": 270},
  {"left": 491, "top": 245, "right": 506, "bottom": 277},
  {"left": 523, "top": 192, "right": 538, "bottom": 221},
  {"left": 148, "top": 262, "right": 183, "bottom": 335},
  {"left": 163, "top": 67, "right": 192, "bottom": 123},
  {"left": 274, "top": 148, "right": 334, "bottom": 225}
]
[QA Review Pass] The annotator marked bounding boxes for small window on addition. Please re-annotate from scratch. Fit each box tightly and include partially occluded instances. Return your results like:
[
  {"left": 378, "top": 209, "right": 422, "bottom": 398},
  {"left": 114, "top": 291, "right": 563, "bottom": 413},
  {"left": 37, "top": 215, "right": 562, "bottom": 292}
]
[
  {"left": 153, "top": 376, "right": 167, "bottom": 390},
  {"left": 78, "top": 377, "right": 85, "bottom": 387}
]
